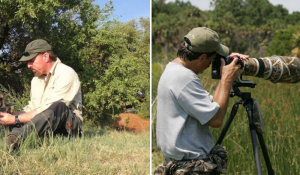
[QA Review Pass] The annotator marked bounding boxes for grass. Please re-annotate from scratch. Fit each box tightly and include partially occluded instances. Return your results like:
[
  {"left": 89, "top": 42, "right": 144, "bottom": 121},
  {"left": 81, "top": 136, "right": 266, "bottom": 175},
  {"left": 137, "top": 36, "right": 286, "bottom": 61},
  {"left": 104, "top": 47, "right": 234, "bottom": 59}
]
[
  {"left": 0, "top": 83, "right": 150, "bottom": 175},
  {"left": 0, "top": 126, "right": 150, "bottom": 175},
  {"left": 152, "top": 57, "right": 300, "bottom": 174}
]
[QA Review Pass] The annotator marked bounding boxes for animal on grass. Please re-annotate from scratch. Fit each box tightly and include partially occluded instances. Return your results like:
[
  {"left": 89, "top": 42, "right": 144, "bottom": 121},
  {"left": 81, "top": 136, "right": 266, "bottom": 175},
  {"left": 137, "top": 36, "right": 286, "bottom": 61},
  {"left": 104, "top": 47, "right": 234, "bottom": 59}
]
[{"left": 112, "top": 113, "right": 150, "bottom": 134}]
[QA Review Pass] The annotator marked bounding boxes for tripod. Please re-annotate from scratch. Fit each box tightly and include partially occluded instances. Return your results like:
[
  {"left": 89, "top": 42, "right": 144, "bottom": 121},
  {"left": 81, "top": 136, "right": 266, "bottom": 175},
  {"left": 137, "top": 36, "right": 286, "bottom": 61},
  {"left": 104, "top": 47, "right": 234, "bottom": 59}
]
[{"left": 215, "top": 81, "right": 274, "bottom": 175}]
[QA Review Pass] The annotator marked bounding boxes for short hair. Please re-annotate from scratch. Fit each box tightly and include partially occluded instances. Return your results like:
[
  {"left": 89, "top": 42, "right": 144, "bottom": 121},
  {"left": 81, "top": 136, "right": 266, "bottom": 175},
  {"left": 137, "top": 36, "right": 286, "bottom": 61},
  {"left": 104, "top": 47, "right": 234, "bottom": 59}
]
[
  {"left": 46, "top": 51, "right": 57, "bottom": 61},
  {"left": 177, "top": 42, "right": 216, "bottom": 61}
]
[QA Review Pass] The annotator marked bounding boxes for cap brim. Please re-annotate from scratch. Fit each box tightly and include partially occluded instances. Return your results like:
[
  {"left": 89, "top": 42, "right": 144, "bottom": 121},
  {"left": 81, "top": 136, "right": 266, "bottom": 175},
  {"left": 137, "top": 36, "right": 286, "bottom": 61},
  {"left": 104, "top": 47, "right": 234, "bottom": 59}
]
[
  {"left": 216, "top": 44, "right": 229, "bottom": 57},
  {"left": 19, "top": 53, "right": 38, "bottom": 61}
]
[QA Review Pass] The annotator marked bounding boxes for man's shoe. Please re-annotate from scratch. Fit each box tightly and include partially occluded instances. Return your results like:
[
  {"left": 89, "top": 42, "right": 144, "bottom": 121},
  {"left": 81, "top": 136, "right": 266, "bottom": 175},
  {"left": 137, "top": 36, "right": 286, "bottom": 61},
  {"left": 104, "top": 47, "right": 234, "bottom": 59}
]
[{"left": 5, "top": 134, "right": 19, "bottom": 152}]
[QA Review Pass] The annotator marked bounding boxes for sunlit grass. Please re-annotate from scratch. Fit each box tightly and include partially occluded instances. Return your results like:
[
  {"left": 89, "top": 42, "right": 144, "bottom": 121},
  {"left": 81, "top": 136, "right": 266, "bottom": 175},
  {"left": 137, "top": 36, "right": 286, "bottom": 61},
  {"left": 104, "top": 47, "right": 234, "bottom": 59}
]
[{"left": 0, "top": 126, "right": 150, "bottom": 175}]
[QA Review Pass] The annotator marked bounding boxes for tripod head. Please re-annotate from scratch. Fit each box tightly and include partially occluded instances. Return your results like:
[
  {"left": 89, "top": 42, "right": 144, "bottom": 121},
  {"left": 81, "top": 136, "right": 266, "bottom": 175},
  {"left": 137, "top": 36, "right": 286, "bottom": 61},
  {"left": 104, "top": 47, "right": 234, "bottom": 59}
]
[{"left": 230, "top": 76, "right": 256, "bottom": 99}]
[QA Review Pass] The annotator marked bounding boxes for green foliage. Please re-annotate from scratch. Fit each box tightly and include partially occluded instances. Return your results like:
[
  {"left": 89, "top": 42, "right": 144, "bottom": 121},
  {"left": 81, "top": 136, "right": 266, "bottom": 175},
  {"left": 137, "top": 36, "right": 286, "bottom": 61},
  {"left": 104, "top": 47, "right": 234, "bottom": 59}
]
[
  {"left": 152, "top": 0, "right": 206, "bottom": 54},
  {"left": 80, "top": 18, "right": 150, "bottom": 125},
  {"left": 267, "top": 26, "right": 300, "bottom": 56},
  {"left": 286, "top": 12, "right": 300, "bottom": 25},
  {"left": 211, "top": 0, "right": 288, "bottom": 27},
  {"left": 152, "top": 0, "right": 300, "bottom": 62},
  {"left": 0, "top": 84, "right": 29, "bottom": 111},
  {"left": 207, "top": 0, "right": 291, "bottom": 57},
  {"left": 1, "top": 0, "right": 108, "bottom": 92},
  {"left": 1, "top": 0, "right": 150, "bottom": 125},
  {"left": 267, "top": 27, "right": 295, "bottom": 56}
]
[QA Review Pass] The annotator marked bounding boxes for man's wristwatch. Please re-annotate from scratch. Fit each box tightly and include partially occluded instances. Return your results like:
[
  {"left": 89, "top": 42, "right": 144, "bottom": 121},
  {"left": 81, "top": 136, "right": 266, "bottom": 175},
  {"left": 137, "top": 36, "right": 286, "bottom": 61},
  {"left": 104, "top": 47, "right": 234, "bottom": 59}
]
[{"left": 15, "top": 115, "right": 21, "bottom": 125}]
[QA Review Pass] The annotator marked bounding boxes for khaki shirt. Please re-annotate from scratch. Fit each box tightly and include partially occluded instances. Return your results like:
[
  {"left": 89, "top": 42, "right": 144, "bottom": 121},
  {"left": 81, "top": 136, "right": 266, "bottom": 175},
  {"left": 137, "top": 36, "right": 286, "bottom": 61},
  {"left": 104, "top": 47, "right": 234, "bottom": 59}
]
[{"left": 23, "top": 58, "right": 83, "bottom": 121}]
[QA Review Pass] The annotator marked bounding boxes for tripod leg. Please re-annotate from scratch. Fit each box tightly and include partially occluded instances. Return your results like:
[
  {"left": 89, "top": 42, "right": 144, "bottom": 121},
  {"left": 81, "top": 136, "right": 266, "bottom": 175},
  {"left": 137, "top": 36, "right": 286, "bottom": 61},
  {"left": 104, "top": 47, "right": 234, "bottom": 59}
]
[
  {"left": 257, "top": 133, "right": 275, "bottom": 175},
  {"left": 215, "top": 102, "right": 240, "bottom": 146},
  {"left": 245, "top": 100, "right": 263, "bottom": 175},
  {"left": 249, "top": 124, "right": 263, "bottom": 175}
]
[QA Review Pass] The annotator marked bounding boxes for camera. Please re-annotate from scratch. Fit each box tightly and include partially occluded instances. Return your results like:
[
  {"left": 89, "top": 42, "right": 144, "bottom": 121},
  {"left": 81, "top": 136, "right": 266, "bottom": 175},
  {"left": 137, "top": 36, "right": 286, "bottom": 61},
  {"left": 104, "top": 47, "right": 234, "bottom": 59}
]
[
  {"left": 213, "top": 55, "right": 300, "bottom": 84},
  {"left": 211, "top": 55, "right": 244, "bottom": 79}
]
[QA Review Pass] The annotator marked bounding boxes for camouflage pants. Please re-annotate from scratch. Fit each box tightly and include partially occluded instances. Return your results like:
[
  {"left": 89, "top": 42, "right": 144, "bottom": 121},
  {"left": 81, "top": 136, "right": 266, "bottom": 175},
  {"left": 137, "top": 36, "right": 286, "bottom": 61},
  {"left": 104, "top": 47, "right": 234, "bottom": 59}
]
[{"left": 154, "top": 145, "right": 227, "bottom": 175}]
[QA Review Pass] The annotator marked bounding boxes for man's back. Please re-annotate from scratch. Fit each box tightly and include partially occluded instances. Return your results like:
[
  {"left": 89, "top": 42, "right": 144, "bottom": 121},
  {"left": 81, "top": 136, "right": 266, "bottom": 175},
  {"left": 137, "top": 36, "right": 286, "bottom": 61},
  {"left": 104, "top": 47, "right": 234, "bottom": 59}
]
[{"left": 156, "top": 62, "right": 219, "bottom": 160}]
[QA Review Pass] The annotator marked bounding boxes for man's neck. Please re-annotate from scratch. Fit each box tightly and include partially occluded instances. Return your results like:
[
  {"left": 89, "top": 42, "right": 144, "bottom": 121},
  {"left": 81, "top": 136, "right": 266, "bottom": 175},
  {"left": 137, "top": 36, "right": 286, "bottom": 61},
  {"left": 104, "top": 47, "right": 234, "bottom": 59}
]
[
  {"left": 45, "top": 60, "right": 56, "bottom": 75},
  {"left": 172, "top": 57, "right": 198, "bottom": 74},
  {"left": 172, "top": 57, "right": 185, "bottom": 65}
]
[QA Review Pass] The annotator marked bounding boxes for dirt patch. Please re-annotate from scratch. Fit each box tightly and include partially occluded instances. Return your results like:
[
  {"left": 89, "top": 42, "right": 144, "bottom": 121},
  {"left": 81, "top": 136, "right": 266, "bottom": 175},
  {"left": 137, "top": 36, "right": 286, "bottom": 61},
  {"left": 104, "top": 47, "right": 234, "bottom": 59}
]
[{"left": 112, "top": 113, "right": 150, "bottom": 134}]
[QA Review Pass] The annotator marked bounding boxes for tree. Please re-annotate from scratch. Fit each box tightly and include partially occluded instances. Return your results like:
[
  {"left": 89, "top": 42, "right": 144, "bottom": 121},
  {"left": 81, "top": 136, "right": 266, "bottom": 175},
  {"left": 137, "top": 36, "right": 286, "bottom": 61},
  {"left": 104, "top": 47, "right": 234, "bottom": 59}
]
[
  {"left": 80, "top": 18, "right": 150, "bottom": 125},
  {"left": 207, "top": 0, "right": 291, "bottom": 56},
  {"left": 0, "top": 0, "right": 112, "bottom": 91},
  {"left": 267, "top": 26, "right": 300, "bottom": 56},
  {"left": 0, "top": 0, "right": 150, "bottom": 124},
  {"left": 152, "top": 0, "right": 205, "bottom": 62}
]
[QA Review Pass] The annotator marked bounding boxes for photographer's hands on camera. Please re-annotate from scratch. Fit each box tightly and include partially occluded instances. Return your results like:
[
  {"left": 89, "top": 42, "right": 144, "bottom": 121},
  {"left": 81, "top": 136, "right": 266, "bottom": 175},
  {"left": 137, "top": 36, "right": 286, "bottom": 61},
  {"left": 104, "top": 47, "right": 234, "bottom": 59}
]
[
  {"left": 209, "top": 53, "right": 249, "bottom": 128},
  {"left": 221, "top": 53, "right": 249, "bottom": 84}
]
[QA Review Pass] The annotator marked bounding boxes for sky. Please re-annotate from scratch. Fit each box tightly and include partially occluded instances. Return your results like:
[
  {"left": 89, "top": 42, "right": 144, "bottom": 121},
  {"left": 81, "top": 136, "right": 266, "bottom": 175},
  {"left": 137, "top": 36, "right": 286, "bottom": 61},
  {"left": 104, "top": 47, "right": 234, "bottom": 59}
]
[
  {"left": 164, "top": 0, "right": 300, "bottom": 14},
  {"left": 93, "top": 0, "right": 298, "bottom": 23},
  {"left": 94, "top": 0, "right": 150, "bottom": 22}
]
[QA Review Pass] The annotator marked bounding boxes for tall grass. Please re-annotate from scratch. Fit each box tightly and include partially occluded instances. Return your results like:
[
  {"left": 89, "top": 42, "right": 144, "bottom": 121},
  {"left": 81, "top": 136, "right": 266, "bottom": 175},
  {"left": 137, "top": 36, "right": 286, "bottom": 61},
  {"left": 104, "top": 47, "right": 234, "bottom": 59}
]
[
  {"left": 0, "top": 126, "right": 150, "bottom": 174},
  {"left": 0, "top": 84, "right": 29, "bottom": 111},
  {"left": 152, "top": 59, "right": 300, "bottom": 174},
  {"left": 0, "top": 83, "right": 150, "bottom": 174}
]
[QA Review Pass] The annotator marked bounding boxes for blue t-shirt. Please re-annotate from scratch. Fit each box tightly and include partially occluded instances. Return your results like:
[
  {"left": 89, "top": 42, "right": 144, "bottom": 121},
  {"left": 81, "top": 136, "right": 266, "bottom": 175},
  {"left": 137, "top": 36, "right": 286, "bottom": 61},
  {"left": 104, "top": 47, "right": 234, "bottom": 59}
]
[{"left": 156, "top": 62, "right": 220, "bottom": 160}]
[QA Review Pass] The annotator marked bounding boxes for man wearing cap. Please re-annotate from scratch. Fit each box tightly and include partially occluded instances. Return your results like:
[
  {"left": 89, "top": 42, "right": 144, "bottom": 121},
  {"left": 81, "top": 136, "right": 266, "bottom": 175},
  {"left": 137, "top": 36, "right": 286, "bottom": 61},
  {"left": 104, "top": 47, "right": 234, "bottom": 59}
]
[
  {"left": 0, "top": 39, "right": 82, "bottom": 151},
  {"left": 154, "top": 27, "right": 249, "bottom": 174}
]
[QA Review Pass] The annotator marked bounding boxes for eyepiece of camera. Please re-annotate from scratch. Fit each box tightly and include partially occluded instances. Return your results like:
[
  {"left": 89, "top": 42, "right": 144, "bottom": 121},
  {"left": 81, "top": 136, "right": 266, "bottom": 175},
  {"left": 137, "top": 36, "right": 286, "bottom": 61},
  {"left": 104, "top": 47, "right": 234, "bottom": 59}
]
[{"left": 212, "top": 55, "right": 243, "bottom": 79}]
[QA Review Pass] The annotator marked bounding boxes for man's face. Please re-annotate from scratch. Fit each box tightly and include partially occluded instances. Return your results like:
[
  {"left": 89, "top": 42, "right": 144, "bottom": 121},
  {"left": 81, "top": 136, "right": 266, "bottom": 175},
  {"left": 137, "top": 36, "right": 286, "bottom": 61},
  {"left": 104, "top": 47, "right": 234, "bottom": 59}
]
[
  {"left": 198, "top": 53, "right": 217, "bottom": 74},
  {"left": 27, "top": 53, "right": 46, "bottom": 77}
]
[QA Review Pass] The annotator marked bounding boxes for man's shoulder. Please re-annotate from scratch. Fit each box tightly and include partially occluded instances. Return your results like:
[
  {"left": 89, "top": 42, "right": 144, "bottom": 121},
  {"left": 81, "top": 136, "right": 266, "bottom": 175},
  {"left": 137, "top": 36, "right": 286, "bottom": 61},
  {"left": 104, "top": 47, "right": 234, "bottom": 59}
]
[
  {"left": 162, "top": 63, "right": 197, "bottom": 82},
  {"left": 55, "top": 62, "right": 77, "bottom": 75},
  {"left": 159, "top": 63, "right": 199, "bottom": 94},
  {"left": 166, "top": 63, "right": 195, "bottom": 75}
]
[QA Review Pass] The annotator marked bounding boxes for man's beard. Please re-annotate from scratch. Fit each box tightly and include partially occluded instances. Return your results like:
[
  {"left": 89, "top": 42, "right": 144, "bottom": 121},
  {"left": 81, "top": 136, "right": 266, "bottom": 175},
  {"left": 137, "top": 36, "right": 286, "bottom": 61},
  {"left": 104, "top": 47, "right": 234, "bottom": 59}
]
[{"left": 32, "top": 69, "right": 43, "bottom": 77}]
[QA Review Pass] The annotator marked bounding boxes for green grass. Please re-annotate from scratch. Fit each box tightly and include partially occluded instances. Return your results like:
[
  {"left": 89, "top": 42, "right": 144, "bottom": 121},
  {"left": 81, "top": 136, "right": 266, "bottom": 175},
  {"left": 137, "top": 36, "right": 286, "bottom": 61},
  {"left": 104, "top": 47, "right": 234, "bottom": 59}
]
[
  {"left": 0, "top": 126, "right": 150, "bottom": 175},
  {"left": 152, "top": 59, "right": 300, "bottom": 174}
]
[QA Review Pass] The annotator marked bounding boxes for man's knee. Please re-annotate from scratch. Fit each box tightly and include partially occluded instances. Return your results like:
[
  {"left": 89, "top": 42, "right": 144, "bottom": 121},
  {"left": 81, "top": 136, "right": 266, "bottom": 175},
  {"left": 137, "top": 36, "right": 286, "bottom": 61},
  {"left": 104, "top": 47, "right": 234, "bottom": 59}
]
[{"left": 47, "top": 102, "right": 68, "bottom": 112}]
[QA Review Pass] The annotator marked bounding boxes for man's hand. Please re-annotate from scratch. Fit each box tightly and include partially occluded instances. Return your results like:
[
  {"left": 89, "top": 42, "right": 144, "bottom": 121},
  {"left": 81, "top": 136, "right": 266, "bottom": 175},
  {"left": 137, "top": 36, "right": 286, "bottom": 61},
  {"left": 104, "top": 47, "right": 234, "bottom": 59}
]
[
  {"left": 220, "top": 52, "right": 249, "bottom": 83},
  {"left": 220, "top": 57, "right": 241, "bottom": 83},
  {"left": 230, "top": 52, "right": 249, "bottom": 60},
  {"left": 0, "top": 112, "right": 15, "bottom": 125}
]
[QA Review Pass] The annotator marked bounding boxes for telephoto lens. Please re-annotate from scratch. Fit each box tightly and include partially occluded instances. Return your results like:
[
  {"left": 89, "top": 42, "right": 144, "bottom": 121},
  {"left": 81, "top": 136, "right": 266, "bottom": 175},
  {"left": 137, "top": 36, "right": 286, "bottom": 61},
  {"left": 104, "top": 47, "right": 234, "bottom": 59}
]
[{"left": 242, "top": 56, "right": 300, "bottom": 84}]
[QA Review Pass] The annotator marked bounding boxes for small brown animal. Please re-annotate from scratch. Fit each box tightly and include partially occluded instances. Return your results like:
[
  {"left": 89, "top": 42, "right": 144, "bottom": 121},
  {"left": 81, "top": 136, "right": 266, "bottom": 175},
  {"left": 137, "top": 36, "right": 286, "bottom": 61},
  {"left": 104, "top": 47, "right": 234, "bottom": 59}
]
[{"left": 113, "top": 113, "right": 150, "bottom": 134}]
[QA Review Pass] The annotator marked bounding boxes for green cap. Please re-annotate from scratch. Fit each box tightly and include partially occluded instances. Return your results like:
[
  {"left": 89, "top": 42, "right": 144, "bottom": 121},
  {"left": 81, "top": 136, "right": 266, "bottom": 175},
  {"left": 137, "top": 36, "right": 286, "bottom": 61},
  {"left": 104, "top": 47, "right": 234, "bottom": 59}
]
[
  {"left": 20, "top": 39, "right": 52, "bottom": 61},
  {"left": 184, "top": 27, "right": 229, "bottom": 57}
]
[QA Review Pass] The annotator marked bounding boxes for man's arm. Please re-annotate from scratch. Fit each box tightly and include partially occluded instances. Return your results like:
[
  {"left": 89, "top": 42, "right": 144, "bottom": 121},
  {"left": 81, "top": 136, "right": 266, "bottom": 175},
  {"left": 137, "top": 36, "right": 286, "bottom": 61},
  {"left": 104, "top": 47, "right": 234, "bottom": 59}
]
[
  {"left": 207, "top": 57, "right": 241, "bottom": 128},
  {"left": 0, "top": 110, "right": 38, "bottom": 125}
]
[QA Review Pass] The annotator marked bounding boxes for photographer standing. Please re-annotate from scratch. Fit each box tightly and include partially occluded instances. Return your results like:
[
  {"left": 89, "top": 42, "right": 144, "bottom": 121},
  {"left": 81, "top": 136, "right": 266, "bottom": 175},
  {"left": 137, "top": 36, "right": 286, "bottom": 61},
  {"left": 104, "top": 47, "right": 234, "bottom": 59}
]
[{"left": 154, "top": 27, "right": 248, "bottom": 174}]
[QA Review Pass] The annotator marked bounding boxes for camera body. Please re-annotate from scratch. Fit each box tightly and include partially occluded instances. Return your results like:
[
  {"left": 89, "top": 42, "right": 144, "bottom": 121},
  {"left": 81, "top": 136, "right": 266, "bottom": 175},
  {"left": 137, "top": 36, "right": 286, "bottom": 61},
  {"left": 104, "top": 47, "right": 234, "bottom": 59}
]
[{"left": 211, "top": 55, "right": 244, "bottom": 79}]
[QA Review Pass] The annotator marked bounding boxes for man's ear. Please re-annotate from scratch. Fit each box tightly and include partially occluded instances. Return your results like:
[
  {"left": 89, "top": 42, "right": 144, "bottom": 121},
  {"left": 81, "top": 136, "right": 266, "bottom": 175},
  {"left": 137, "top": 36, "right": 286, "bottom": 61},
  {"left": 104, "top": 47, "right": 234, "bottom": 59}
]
[
  {"left": 199, "top": 54, "right": 207, "bottom": 62},
  {"left": 43, "top": 52, "right": 50, "bottom": 62}
]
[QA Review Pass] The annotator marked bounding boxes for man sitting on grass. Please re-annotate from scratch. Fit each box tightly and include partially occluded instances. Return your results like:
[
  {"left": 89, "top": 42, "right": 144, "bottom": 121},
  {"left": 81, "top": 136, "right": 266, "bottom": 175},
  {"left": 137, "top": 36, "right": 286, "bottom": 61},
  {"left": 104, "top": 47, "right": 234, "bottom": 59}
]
[{"left": 0, "top": 39, "right": 83, "bottom": 151}]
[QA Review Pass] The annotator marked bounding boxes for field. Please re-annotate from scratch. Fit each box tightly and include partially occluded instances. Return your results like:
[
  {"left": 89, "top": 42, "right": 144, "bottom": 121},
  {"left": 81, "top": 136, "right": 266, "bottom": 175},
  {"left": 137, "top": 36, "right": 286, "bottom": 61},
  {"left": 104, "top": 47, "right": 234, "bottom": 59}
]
[
  {"left": 0, "top": 126, "right": 150, "bottom": 175},
  {"left": 152, "top": 57, "right": 300, "bottom": 174}
]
